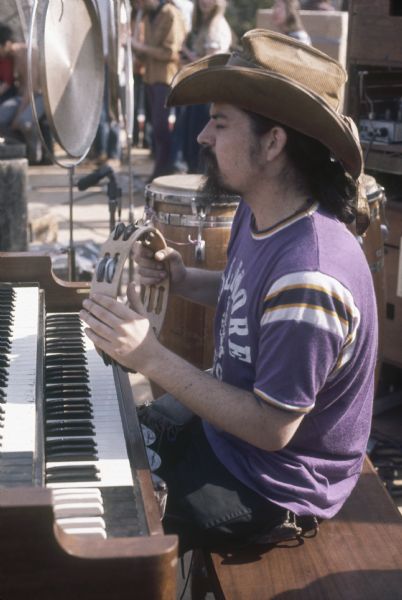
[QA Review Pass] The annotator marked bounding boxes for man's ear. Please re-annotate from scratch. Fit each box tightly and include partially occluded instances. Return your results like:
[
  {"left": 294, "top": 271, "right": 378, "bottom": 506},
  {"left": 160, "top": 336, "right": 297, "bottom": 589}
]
[{"left": 263, "top": 126, "right": 288, "bottom": 162}]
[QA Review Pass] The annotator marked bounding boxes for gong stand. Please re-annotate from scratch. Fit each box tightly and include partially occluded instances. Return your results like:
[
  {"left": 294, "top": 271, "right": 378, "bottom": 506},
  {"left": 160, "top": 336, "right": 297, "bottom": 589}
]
[{"left": 28, "top": 0, "right": 105, "bottom": 280}]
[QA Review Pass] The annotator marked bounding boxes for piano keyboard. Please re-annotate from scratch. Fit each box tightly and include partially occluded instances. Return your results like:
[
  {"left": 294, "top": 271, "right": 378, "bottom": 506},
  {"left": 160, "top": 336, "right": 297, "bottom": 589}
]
[
  {"left": 0, "top": 284, "right": 40, "bottom": 487},
  {"left": 0, "top": 266, "right": 178, "bottom": 599},
  {"left": 0, "top": 284, "right": 151, "bottom": 540},
  {"left": 44, "top": 312, "right": 141, "bottom": 538}
]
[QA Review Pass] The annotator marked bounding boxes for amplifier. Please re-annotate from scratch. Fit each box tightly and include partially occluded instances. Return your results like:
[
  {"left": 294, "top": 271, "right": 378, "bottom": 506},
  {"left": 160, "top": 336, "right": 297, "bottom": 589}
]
[{"left": 359, "top": 119, "right": 402, "bottom": 144}]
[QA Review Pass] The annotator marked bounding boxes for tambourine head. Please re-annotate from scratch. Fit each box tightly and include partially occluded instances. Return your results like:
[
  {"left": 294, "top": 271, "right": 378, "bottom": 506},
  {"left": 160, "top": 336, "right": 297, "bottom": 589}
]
[{"left": 91, "top": 222, "right": 170, "bottom": 345}]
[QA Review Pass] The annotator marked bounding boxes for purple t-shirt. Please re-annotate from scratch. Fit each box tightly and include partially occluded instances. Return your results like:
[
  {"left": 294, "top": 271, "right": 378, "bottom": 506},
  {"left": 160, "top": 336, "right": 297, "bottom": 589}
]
[{"left": 204, "top": 200, "right": 378, "bottom": 518}]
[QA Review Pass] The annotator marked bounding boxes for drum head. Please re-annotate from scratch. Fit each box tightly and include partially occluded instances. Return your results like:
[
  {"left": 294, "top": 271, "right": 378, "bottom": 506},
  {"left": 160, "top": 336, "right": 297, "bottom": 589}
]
[
  {"left": 146, "top": 174, "right": 240, "bottom": 207},
  {"left": 37, "top": 0, "right": 104, "bottom": 159},
  {"left": 362, "top": 174, "right": 384, "bottom": 203}
]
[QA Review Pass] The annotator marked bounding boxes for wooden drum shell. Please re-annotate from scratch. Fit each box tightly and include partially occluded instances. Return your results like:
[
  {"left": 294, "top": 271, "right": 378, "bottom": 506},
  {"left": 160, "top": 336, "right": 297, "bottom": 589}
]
[
  {"left": 145, "top": 174, "right": 239, "bottom": 371},
  {"left": 351, "top": 174, "right": 386, "bottom": 388}
]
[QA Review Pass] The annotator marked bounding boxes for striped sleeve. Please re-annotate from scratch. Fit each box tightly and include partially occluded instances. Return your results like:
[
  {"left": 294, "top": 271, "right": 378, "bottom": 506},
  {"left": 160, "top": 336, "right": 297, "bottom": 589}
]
[{"left": 254, "top": 271, "right": 361, "bottom": 413}]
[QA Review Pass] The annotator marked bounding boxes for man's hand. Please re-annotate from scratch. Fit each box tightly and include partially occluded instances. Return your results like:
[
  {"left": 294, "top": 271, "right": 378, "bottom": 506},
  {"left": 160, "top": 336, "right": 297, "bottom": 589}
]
[
  {"left": 80, "top": 288, "right": 159, "bottom": 373},
  {"left": 134, "top": 242, "right": 187, "bottom": 293}
]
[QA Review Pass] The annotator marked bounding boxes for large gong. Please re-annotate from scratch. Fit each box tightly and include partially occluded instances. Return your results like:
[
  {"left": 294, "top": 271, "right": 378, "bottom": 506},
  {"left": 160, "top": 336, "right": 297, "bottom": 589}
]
[{"left": 33, "top": 0, "right": 104, "bottom": 161}]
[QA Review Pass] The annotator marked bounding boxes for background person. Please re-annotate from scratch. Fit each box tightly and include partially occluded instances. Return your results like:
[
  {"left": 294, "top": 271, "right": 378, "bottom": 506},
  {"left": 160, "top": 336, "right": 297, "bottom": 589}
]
[
  {"left": 0, "top": 52, "right": 16, "bottom": 104},
  {"left": 0, "top": 23, "right": 45, "bottom": 163},
  {"left": 81, "top": 30, "right": 377, "bottom": 555},
  {"left": 178, "top": 0, "right": 232, "bottom": 173},
  {"left": 271, "top": 0, "right": 312, "bottom": 45},
  {"left": 131, "top": 0, "right": 186, "bottom": 180}
]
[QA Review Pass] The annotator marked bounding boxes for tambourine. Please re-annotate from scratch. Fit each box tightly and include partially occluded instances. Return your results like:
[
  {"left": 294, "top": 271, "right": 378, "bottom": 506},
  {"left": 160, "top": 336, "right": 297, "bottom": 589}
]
[{"left": 90, "top": 221, "right": 169, "bottom": 370}]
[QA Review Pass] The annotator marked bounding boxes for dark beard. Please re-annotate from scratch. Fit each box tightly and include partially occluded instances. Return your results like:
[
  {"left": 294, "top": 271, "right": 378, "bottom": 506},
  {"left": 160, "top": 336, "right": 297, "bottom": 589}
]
[{"left": 198, "top": 146, "right": 240, "bottom": 203}]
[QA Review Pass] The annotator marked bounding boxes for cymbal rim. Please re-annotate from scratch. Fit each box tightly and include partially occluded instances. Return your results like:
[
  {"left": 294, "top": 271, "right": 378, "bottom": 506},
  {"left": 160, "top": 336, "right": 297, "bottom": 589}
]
[{"left": 37, "top": 0, "right": 104, "bottom": 159}]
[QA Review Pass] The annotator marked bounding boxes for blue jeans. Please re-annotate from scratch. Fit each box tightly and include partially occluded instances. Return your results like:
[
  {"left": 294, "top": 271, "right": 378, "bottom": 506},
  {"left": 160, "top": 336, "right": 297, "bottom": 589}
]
[
  {"left": 0, "top": 94, "right": 45, "bottom": 162},
  {"left": 93, "top": 65, "right": 121, "bottom": 160},
  {"left": 145, "top": 414, "right": 289, "bottom": 555},
  {"left": 0, "top": 94, "right": 44, "bottom": 135}
]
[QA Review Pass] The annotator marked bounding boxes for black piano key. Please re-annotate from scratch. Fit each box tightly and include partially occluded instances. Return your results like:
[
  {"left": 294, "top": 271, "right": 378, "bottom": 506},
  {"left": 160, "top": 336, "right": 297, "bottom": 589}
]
[
  {"left": 45, "top": 356, "right": 87, "bottom": 367},
  {"left": 46, "top": 314, "right": 80, "bottom": 321},
  {"left": 46, "top": 327, "right": 82, "bottom": 334},
  {"left": 45, "top": 387, "right": 91, "bottom": 399},
  {"left": 46, "top": 425, "right": 95, "bottom": 437},
  {"left": 46, "top": 397, "right": 92, "bottom": 406},
  {"left": 45, "top": 451, "right": 98, "bottom": 462},
  {"left": 45, "top": 409, "right": 93, "bottom": 420},
  {"left": 46, "top": 346, "right": 86, "bottom": 355},
  {"left": 45, "top": 399, "right": 92, "bottom": 409},
  {"left": 46, "top": 465, "right": 100, "bottom": 483},
  {"left": 46, "top": 439, "right": 97, "bottom": 451},
  {"left": 45, "top": 417, "right": 94, "bottom": 427},
  {"left": 46, "top": 338, "right": 84, "bottom": 345},
  {"left": 45, "top": 366, "right": 88, "bottom": 376},
  {"left": 46, "top": 376, "right": 89, "bottom": 386}
]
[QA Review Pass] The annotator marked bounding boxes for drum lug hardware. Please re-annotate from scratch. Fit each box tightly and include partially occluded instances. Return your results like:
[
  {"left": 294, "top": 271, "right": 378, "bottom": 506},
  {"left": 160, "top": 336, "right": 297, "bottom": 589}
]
[
  {"left": 191, "top": 199, "right": 207, "bottom": 219},
  {"left": 381, "top": 224, "right": 389, "bottom": 242},
  {"left": 143, "top": 205, "right": 155, "bottom": 223},
  {"left": 187, "top": 232, "right": 206, "bottom": 262},
  {"left": 195, "top": 239, "right": 206, "bottom": 261}
]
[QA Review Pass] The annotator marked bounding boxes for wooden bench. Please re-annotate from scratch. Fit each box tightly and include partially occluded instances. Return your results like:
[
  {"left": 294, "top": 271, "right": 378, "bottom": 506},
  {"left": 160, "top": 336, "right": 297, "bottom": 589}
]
[{"left": 193, "top": 458, "right": 402, "bottom": 599}]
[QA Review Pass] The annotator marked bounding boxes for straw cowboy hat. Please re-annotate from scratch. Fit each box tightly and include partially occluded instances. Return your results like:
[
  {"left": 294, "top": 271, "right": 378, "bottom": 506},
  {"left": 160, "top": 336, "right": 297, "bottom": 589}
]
[{"left": 167, "top": 29, "right": 363, "bottom": 181}]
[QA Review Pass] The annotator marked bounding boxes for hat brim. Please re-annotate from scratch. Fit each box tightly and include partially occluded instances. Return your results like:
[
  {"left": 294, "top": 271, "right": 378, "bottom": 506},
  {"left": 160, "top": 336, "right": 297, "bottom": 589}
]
[{"left": 167, "top": 56, "right": 362, "bottom": 179}]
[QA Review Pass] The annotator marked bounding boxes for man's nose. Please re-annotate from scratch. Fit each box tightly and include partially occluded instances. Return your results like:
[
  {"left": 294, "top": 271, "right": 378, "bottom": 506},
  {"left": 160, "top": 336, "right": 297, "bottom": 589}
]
[{"left": 197, "top": 120, "right": 214, "bottom": 147}]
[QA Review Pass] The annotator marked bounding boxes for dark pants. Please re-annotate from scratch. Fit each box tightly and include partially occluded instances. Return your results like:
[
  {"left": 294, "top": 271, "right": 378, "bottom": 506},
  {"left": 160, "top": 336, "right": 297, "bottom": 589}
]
[
  {"left": 151, "top": 417, "right": 289, "bottom": 555},
  {"left": 146, "top": 82, "right": 173, "bottom": 179}
]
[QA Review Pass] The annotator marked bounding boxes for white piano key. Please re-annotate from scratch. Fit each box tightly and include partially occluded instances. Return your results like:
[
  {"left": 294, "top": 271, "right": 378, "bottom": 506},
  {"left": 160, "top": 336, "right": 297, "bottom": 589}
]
[
  {"left": 56, "top": 516, "right": 107, "bottom": 539},
  {"left": 56, "top": 516, "right": 106, "bottom": 528},
  {"left": 52, "top": 488, "right": 102, "bottom": 501},
  {"left": 53, "top": 501, "right": 104, "bottom": 518},
  {"left": 59, "top": 527, "right": 107, "bottom": 539},
  {"left": 1, "top": 286, "right": 40, "bottom": 454}
]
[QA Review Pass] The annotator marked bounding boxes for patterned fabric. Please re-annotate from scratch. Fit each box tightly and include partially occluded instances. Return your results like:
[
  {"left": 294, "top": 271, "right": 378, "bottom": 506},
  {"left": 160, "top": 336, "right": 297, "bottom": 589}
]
[{"left": 204, "top": 199, "right": 377, "bottom": 518}]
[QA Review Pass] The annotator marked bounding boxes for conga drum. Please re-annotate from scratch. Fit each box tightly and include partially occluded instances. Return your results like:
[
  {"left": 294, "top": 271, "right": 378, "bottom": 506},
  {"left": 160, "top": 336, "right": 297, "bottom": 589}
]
[
  {"left": 145, "top": 174, "right": 240, "bottom": 370},
  {"left": 353, "top": 174, "right": 387, "bottom": 388}
]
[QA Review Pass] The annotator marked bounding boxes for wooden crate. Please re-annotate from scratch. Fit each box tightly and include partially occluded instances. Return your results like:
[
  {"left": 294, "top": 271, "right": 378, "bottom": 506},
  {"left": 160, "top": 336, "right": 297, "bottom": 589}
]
[
  {"left": 256, "top": 9, "right": 349, "bottom": 65},
  {"left": 348, "top": 0, "right": 402, "bottom": 66}
]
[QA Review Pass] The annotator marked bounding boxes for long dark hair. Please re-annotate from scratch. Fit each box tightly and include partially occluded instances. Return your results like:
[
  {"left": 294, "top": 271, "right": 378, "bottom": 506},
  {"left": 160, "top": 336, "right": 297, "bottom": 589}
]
[
  {"left": 192, "top": 0, "right": 226, "bottom": 35},
  {"left": 282, "top": 0, "right": 306, "bottom": 34},
  {"left": 245, "top": 110, "right": 357, "bottom": 224}
]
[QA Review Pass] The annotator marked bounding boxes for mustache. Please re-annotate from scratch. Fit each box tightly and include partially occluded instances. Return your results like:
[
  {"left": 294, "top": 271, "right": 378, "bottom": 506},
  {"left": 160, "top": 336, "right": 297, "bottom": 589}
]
[
  {"left": 198, "top": 146, "right": 233, "bottom": 200},
  {"left": 199, "top": 145, "right": 219, "bottom": 174}
]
